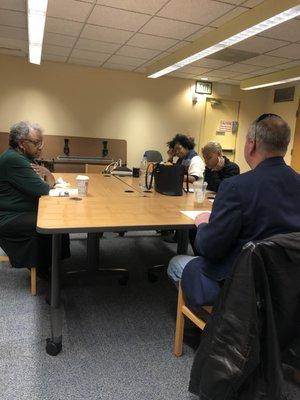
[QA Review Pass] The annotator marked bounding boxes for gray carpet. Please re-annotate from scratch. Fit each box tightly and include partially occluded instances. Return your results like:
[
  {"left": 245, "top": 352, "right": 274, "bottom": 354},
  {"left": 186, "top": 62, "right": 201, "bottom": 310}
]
[{"left": 0, "top": 233, "right": 299, "bottom": 400}]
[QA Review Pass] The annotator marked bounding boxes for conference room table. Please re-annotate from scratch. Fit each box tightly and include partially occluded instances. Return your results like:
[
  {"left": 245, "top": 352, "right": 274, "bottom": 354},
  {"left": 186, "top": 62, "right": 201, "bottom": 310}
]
[{"left": 37, "top": 173, "right": 213, "bottom": 356}]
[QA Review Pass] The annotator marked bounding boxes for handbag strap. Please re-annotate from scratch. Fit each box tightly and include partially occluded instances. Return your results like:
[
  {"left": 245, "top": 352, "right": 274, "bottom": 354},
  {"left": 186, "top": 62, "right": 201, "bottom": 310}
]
[{"left": 145, "top": 162, "right": 155, "bottom": 190}]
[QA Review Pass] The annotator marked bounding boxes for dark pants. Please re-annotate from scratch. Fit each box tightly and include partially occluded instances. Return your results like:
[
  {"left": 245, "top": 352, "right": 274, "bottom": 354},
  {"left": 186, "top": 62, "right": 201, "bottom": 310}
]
[{"left": 0, "top": 211, "right": 70, "bottom": 272}]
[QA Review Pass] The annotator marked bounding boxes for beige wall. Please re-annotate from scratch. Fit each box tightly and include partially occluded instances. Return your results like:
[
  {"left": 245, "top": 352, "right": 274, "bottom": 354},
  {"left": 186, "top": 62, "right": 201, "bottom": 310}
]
[{"left": 0, "top": 54, "right": 298, "bottom": 172}]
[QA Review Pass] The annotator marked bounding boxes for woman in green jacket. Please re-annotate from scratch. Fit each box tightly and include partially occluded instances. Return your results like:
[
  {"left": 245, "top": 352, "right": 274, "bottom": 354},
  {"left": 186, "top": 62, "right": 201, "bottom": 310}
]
[{"left": 0, "top": 121, "right": 69, "bottom": 277}]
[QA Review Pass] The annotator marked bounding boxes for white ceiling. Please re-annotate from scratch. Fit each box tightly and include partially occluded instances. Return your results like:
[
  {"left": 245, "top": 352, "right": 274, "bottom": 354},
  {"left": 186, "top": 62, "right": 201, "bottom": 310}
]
[{"left": 0, "top": 0, "right": 299, "bottom": 85}]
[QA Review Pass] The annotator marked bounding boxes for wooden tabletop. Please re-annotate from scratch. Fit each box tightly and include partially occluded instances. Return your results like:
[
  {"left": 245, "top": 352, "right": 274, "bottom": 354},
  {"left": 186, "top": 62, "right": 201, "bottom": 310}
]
[{"left": 37, "top": 173, "right": 212, "bottom": 233}]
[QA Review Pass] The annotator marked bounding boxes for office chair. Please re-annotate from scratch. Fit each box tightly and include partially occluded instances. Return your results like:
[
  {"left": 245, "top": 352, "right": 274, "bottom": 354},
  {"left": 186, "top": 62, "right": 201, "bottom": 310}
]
[
  {"left": 0, "top": 252, "right": 37, "bottom": 296},
  {"left": 174, "top": 284, "right": 212, "bottom": 356},
  {"left": 144, "top": 150, "right": 163, "bottom": 163}
]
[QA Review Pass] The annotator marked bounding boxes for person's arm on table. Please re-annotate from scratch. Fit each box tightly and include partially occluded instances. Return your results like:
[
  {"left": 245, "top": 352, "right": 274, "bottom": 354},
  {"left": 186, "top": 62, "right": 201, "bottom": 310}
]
[{"left": 194, "top": 179, "right": 242, "bottom": 261}]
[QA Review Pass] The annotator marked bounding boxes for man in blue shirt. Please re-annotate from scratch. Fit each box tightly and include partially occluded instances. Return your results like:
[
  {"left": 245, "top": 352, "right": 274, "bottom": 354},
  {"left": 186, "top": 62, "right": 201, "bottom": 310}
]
[{"left": 167, "top": 114, "right": 300, "bottom": 309}]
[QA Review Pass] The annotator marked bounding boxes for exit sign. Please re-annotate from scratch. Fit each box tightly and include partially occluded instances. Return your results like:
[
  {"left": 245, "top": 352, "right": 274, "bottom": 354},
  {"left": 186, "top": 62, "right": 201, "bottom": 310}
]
[{"left": 195, "top": 80, "right": 212, "bottom": 95}]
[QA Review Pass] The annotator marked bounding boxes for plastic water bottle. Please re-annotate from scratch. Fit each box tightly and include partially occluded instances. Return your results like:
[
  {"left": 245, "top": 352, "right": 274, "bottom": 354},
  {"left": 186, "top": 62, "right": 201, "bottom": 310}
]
[{"left": 139, "top": 154, "right": 148, "bottom": 191}]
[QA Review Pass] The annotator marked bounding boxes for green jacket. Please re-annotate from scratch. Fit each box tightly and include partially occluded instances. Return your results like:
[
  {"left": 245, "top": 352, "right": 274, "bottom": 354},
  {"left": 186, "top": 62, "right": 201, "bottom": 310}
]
[{"left": 0, "top": 148, "right": 50, "bottom": 226}]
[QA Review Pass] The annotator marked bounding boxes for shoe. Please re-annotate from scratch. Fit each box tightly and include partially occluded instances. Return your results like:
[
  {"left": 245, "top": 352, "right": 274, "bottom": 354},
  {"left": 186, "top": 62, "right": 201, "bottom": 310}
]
[{"left": 183, "top": 326, "right": 202, "bottom": 350}]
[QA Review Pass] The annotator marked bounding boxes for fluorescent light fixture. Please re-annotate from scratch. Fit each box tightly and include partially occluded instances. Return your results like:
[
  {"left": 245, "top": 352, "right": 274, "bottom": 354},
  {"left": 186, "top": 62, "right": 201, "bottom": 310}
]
[
  {"left": 148, "top": 1, "right": 300, "bottom": 78},
  {"left": 27, "top": 0, "right": 48, "bottom": 65},
  {"left": 240, "top": 66, "right": 300, "bottom": 90}
]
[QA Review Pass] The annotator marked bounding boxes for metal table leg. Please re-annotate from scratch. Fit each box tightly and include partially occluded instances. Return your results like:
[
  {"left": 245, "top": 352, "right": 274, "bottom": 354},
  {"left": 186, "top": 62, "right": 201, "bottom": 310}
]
[
  {"left": 87, "top": 232, "right": 100, "bottom": 271},
  {"left": 177, "top": 229, "right": 189, "bottom": 255},
  {"left": 46, "top": 234, "right": 63, "bottom": 356}
]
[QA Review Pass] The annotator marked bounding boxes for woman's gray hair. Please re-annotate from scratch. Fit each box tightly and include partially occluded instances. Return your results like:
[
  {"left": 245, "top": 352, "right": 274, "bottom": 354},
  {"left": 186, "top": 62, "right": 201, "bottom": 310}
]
[
  {"left": 9, "top": 121, "right": 43, "bottom": 149},
  {"left": 202, "top": 141, "right": 223, "bottom": 155},
  {"left": 247, "top": 116, "right": 290, "bottom": 153}
]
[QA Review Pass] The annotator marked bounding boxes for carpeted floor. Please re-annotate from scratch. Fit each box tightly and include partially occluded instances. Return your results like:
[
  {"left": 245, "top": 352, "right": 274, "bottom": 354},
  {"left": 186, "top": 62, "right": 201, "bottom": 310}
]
[{"left": 0, "top": 232, "right": 299, "bottom": 400}]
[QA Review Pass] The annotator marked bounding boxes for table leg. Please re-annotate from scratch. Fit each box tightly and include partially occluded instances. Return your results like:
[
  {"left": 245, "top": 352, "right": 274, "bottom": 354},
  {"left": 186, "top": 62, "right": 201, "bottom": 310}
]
[
  {"left": 87, "top": 233, "right": 100, "bottom": 271},
  {"left": 46, "top": 234, "right": 63, "bottom": 356},
  {"left": 177, "top": 229, "right": 189, "bottom": 255}
]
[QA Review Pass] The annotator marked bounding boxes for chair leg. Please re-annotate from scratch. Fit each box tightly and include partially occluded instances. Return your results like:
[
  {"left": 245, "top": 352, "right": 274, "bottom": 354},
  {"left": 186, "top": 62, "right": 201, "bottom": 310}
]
[
  {"left": 174, "top": 284, "right": 185, "bottom": 357},
  {"left": 30, "top": 267, "right": 37, "bottom": 296}
]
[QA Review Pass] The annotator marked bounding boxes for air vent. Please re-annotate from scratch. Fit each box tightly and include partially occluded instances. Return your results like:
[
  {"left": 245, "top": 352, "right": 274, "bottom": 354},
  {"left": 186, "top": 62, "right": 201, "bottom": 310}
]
[
  {"left": 274, "top": 87, "right": 295, "bottom": 103},
  {"left": 207, "top": 48, "right": 259, "bottom": 63}
]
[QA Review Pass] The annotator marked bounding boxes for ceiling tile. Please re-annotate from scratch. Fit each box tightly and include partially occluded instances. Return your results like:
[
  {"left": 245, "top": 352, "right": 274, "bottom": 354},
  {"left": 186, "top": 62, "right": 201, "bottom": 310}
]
[
  {"left": 0, "top": 36, "right": 27, "bottom": 51},
  {"left": 0, "top": 25, "right": 26, "bottom": 40},
  {"left": 141, "top": 17, "right": 201, "bottom": 40},
  {"left": 44, "top": 32, "right": 77, "bottom": 47},
  {"left": 222, "top": 63, "right": 262, "bottom": 73},
  {"left": 127, "top": 33, "right": 178, "bottom": 50},
  {"left": 232, "top": 36, "right": 288, "bottom": 54},
  {"left": 96, "top": 0, "right": 168, "bottom": 14},
  {"left": 191, "top": 58, "right": 232, "bottom": 68},
  {"left": 158, "top": 0, "right": 234, "bottom": 25},
  {"left": 221, "top": 79, "right": 240, "bottom": 85},
  {"left": 242, "top": 0, "right": 264, "bottom": 6},
  {"left": 43, "top": 44, "right": 72, "bottom": 56},
  {"left": 81, "top": 25, "right": 133, "bottom": 44},
  {"left": 0, "top": 9, "right": 26, "bottom": 28},
  {"left": 169, "top": 72, "right": 195, "bottom": 79},
  {"left": 231, "top": 72, "right": 258, "bottom": 80},
  {"left": 47, "top": 0, "right": 93, "bottom": 22},
  {"left": 43, "top": 54, "right": 68, "bottom": 62},
  {"left": 0, "top": 47, "right": 25, "bottom": 57},
  {"left": 46, "top": 17, "right": 83, "bottom": 36},
  {"left": 185, "top": 26, "right": 216, "bottom": 42},
  {"left": 116, "top": 45, "right": 161, "bottom": 60},
  {"left": 267, "top": 43, "right": 300, "bottom": 60},
  {"left": 75, "top": 38, "right": 120, "bottom": 53},
  {"left": 88, "top": 5, "right": 151, "bottom": 31},
  {"left": 210, "top": 6, "right": 248, "bottom": 28},
  {"left": 207, "top": 70, "right": 235, "bottom": 78},
  {"left": 102, "top": 62, "right": 135, "bottom": 71},
  {"left": 141, "top": 51, "right": 170, "bottom": 66},
  {"left": 259, "top": 19, "right": 300, "bottom": 43},
  {"left": 243, "top": 54, "right": 290, "bottom": 67},
  {"left": 0, "top": 0, "right": 25, "bottom": 12},
  {"left": 71, "top": 48, "right": 111, "bottom": 61},
  {"left": 166, "top": 40, "right": 191, "bottom": 53},
  {"left": 179, "top": 65, "right": 210, "bottom": 74},
  {"left": 221, "top": 0, "right": 246, "bottom": 4},
  {"left": 104, "top": 54, "right": 145, "bottom": 66},
  {"left": 275, "top": 60, "right": 300, "bottom": 69},
  {"left": 68, "top": 57, "right": 101, "bottom": 67}
]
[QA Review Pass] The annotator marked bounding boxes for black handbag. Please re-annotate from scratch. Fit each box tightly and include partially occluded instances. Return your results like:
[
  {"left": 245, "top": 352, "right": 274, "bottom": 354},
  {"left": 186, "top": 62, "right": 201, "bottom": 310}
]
[{"left": 145, "top": 163, "right": 188, "bottom": 196}]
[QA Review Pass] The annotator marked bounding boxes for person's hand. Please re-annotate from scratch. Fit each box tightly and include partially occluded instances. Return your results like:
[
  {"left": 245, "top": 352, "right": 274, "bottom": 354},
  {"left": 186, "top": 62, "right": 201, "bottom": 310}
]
[
  {"left": 212, "top": 156, "right": 225, "bottom": 171},
  {"left": 195, "top": 212, "right": 211, "bottom": 227},
  {"left": 31, "top": 164, "right": 56, "bottom": 188},
  {"left": 167, "top": 147, "right": 176, "bottom": 162},
  {"left": 31, "top": 163, "right": 50, "bottom": 178}
]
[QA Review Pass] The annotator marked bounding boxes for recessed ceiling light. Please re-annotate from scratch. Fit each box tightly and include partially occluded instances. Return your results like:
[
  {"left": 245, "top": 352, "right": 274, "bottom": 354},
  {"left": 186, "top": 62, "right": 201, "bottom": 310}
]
[
  {"left": 148, "top": 2, "right": 300, "bottom": 78},
  {"left": 27, "top": 0, "right": 48, "bottom": 65}
]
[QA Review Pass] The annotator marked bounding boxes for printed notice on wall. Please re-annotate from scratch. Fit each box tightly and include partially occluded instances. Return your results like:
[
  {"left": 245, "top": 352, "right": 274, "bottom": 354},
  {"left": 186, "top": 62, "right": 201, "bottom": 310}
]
[{"left": 219, "top": 120, "right": 233, "bottom": 132}]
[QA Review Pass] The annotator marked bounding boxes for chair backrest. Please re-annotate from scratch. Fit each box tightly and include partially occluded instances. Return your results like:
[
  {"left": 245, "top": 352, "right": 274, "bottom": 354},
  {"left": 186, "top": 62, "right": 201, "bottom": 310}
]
[{"left": 144, "top": 150, "right": 163, "bottom": 163}]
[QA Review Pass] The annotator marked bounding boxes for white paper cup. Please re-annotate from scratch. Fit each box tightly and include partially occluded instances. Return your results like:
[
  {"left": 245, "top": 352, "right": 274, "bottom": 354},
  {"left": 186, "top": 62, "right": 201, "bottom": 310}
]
[{"left": 76, "top": 175, "right": 89, "bottom": 196}]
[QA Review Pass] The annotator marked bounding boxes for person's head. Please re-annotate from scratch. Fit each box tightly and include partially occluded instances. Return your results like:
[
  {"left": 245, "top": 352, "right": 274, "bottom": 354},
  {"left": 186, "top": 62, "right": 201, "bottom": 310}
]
[
  {"left": 9, "top": 121, "right": 44, "bottom": 159},
  {"left": 172, "top": 134, "right": 195, "bottom": 158},
  {"left": 244, "top": 114, "right": 291, "bottom": 169},
  {"left": 202, "top": 141, "right": 223, "bottom": 169}
]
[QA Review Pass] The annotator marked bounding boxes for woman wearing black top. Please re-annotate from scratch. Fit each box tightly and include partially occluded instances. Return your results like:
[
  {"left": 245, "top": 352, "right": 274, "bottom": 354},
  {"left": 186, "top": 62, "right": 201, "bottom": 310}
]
[{"left": 202, "top": 142, "right": 240, "bottom": 192}]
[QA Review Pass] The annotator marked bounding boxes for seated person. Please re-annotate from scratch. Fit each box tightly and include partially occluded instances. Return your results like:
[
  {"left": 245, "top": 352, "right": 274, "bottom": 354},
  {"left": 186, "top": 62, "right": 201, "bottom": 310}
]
[
  {"left": 202, "top": 142, "right": 240, "bottom": 192},
  {"left": 168, "top": 134, "right": 205, "bottom": 183},
  {"left": 0, "top": 121, "right": 69, "bottom": 278},
  {"left": 167, "top": 114, "right": 300, "bottom": 309}
]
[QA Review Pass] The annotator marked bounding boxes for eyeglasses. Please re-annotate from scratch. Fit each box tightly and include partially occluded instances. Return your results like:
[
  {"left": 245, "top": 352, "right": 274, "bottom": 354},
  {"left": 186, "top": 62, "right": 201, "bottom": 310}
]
[
  {"left": 23, "top": 139, "right": 44, "bottom": 148},
  {"left": 253, "top": 113, "right": 281, "bottom": 143}
]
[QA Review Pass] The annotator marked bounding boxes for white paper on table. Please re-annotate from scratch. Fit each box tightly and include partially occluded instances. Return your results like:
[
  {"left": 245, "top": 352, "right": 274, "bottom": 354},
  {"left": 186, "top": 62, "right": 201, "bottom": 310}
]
[
  {"left": 180, "top": 210, "right": 211, "bottom": 220},
  {"left": 49, "top": 188, "right": 78, "bottom": 197},
  {"left": 209, "top": 199, "right": 214, "bottom": 203},
  {"left": 55, "top": 177, "right": 70, "bottom": 188}
]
